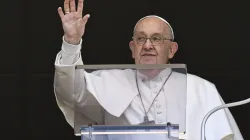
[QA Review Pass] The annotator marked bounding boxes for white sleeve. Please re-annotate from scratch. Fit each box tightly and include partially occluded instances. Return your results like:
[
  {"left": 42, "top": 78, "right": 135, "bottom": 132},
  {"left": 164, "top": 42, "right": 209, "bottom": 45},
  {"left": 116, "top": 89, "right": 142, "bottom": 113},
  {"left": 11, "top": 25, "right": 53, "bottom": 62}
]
[
  {"left": 218, "top": 95, "right": 244, "bottom": 140},
  {"left": 53, "top": 37, "right": 104, "bottom": 128},
  {"left": 57, "top": 36, "right": 82, "bottom": 65},
  {"left": 205, "top": 84, "right": 234, "bottom": 140}
]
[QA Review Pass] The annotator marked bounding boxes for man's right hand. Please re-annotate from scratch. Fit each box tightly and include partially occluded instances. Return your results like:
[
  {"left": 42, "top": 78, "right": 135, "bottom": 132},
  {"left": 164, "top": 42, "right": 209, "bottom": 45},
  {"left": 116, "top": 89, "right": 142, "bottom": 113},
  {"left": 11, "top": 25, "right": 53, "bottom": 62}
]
[{"left": 58, "top": 0, "right": 90, "bottom": 45}]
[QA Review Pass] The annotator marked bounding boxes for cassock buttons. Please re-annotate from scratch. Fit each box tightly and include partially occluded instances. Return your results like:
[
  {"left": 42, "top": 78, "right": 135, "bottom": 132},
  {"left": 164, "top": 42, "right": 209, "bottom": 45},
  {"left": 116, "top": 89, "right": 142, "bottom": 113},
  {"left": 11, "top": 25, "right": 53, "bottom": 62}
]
[
  {"left": 157, "top": 111, "right": 162, "bottom": 114},
  {"left": 156, "top": 104, "right": 161, "bottom": 108}
]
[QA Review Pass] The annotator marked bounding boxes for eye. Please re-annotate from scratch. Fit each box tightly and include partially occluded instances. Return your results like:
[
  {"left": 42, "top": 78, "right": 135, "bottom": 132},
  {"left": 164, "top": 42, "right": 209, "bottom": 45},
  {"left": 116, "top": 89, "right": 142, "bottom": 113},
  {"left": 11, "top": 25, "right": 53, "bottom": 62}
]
[
  {"left": 151, "top": 36, "right": 162, "bottom": 41},
  {"left": 136, "top": 36, "right": 146, "bottom": 41}
]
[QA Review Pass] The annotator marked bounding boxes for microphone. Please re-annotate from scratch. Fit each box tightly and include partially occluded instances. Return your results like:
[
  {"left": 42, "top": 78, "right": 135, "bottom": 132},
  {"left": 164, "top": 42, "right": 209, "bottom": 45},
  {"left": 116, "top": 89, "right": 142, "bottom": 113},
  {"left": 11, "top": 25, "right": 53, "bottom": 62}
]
[{"left": 201, "top": 97, "right": 250, "bottom": 140}]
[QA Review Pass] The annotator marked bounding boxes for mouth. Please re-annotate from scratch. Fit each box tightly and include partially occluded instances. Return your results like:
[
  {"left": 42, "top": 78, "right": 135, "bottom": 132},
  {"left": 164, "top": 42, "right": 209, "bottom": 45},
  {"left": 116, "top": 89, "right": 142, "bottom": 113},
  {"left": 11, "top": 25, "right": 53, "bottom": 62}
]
[{"left": 141, "top": 54, "right": 156, "bottom": 56}]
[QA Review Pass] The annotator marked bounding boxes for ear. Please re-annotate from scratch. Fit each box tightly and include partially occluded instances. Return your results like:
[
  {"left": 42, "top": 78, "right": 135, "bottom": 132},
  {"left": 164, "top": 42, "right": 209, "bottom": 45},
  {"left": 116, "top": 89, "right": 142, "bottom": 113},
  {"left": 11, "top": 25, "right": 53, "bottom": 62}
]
[
  {"left": 168, "top": 42, "right": 178, "bottom": 59},
  {"left": 129, "top": 41, "right": 135, "bottom": 58}
]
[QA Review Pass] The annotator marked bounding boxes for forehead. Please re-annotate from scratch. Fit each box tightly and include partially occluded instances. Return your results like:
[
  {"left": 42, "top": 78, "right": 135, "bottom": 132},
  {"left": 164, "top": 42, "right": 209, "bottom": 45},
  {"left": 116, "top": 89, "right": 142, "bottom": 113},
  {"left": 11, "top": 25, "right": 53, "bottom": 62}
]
[{"left": 134, "top": 17, "right": 169, "bottom": 35}]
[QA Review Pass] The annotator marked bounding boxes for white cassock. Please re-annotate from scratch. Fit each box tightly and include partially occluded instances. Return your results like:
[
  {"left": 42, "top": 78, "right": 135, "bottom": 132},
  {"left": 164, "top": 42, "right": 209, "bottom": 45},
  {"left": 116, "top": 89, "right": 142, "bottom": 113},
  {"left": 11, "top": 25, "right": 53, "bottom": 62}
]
[{"left": 53, "top": 37, "right": 244, "bottom": 140}]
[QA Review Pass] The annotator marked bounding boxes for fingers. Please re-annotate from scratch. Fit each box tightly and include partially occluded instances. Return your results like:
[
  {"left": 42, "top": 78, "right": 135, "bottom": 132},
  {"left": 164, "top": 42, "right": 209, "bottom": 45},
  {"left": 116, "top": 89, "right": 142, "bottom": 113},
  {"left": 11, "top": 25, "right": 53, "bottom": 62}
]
[
  {"left": 77, "top": 0, "right": 84, "bottom": 16},
  {"left": 70, "top": 0, "right": 76, "bottom": 12},
  {"left": 64, "top": 0, "right": 70, "bottom": 13},
  {"left": 61, "top": 0, "right": 86, "bottom": 18},
  {"left": 58, "top": 7, "right": 65, "bottom": 19},
  {"left": 79, "top": 14, "right": 90, "bottom": 28},
  {"left": 83, "top": 14, "right": 90, "bottom": 22}
]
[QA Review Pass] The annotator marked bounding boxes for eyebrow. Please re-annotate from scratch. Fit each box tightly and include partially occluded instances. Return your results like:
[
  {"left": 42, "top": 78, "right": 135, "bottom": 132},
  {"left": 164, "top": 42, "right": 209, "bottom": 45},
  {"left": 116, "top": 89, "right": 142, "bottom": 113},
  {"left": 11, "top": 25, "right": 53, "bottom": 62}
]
[
  {"left": 134, "top": 32, "right": 164, "bottom": 36},
  {"left": 151, "top": 33, "right": 163, "bottom": 36}
]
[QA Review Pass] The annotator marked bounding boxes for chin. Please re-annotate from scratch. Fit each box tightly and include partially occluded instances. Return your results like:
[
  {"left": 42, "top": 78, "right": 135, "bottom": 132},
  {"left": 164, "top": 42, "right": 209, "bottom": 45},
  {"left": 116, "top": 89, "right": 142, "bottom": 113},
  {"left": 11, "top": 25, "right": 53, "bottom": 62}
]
[{"left": 140, "top": 61, "right": 157, "bottom": 64}]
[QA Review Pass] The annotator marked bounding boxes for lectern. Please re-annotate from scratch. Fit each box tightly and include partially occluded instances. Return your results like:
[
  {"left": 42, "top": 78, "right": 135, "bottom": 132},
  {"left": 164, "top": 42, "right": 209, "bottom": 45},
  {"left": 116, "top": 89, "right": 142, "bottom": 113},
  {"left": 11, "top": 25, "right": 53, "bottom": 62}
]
[{"left": 73, "top": 64, "right": 187, "bottom": 140}]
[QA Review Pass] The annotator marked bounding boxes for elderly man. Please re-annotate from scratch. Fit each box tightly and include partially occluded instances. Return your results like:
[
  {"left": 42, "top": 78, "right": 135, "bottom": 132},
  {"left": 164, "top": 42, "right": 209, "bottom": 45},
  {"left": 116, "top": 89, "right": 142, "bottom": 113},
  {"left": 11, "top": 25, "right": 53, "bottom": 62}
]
[{"left": 54, "top": 0, "right": 243, "bottom": 139}]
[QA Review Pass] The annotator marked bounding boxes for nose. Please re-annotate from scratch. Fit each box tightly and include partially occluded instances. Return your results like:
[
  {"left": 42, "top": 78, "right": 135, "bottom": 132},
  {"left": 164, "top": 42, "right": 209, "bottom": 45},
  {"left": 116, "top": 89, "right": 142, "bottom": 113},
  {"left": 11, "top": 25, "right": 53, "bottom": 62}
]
[{"left": 143, "top": 38, "right": 153, "bottom": 49}]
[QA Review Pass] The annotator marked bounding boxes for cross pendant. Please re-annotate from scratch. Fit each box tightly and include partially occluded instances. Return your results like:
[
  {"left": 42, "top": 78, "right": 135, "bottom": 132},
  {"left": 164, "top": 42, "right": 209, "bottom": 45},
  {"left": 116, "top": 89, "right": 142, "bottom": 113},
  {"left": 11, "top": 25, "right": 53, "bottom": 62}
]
[{"left": 139, "top": 116, "right": 155, "bottom": 125}]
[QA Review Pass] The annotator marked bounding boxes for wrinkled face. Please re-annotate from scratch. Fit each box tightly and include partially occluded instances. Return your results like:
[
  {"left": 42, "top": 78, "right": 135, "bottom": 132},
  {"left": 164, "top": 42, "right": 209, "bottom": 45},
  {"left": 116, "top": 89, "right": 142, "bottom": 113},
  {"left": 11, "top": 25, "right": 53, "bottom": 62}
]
[{"left": 129, "top": 17, "right": 178, "bottom": 64}]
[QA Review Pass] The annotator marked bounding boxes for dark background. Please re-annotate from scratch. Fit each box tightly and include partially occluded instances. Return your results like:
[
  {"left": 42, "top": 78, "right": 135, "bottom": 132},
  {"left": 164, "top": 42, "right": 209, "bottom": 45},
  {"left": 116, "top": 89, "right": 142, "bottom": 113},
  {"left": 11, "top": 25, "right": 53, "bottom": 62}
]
[{"left": 2, "top": 0, "right": 250, "bottom": 140}]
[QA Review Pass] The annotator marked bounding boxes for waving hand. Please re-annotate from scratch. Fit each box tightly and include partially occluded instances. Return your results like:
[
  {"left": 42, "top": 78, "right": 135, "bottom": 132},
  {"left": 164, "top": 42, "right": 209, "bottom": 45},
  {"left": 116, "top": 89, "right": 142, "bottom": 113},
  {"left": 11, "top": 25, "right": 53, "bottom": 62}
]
[{"left": 58, "top": 0, "right": 90, "bottom": 45}]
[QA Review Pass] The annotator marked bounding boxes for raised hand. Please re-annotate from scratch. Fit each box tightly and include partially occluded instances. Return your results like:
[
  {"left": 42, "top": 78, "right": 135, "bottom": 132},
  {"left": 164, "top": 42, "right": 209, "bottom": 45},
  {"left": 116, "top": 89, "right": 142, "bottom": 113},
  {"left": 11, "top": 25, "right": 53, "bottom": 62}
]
[{"left": 58, "top": 0, "right": 90, "bottom": 45}]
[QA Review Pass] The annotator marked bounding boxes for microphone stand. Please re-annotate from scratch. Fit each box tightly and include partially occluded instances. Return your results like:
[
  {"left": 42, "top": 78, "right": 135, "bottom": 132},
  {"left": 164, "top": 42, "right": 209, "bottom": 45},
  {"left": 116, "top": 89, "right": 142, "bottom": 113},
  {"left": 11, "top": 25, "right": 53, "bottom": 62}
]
[{"left": 201, "top": 97, "right": 250, "bottom": 140}]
